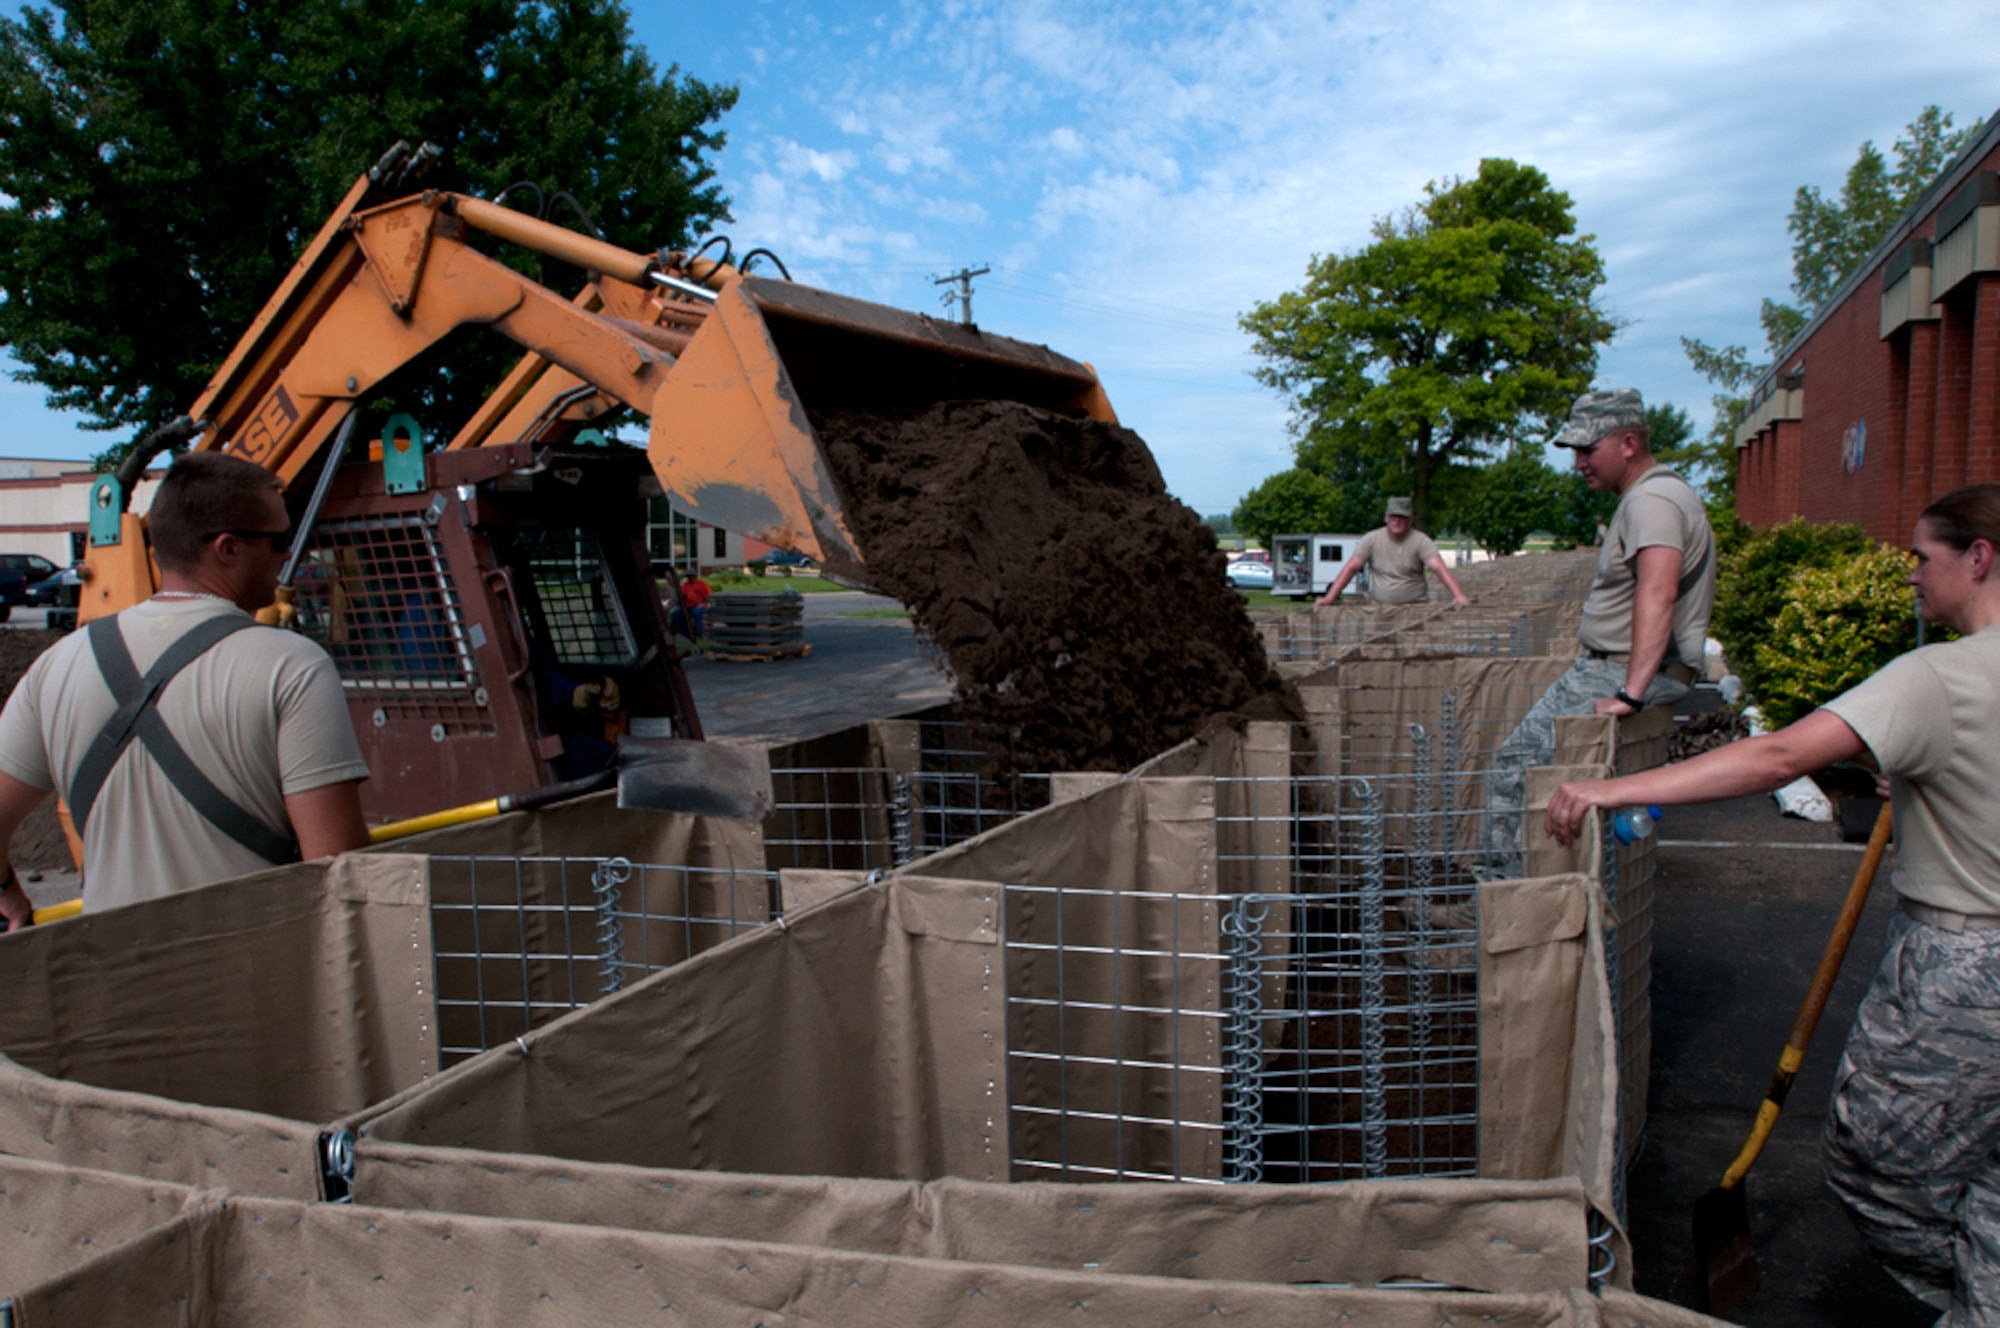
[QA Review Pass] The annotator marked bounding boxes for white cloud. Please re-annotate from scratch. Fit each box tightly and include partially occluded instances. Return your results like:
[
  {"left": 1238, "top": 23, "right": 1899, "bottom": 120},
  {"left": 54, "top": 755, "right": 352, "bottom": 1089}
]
[{"left": 774, "top": 139, "right": 857, "bottom": 183}]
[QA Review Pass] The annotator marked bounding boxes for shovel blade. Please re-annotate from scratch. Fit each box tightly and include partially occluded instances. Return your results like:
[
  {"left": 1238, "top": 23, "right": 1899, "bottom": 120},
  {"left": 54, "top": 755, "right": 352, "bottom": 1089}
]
[
  {"left": 617, "top": 739, "right": 773, "bottom": 821},
  {"left": 1693, "top": 1181, "right": 1760, "bottom": 1314}
]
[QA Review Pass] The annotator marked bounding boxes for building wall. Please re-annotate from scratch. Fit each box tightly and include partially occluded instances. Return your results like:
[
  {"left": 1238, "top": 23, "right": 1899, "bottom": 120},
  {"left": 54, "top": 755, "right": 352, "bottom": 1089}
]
[
  {"left": 0, "top": 466, "right": 161, "bottom": 566},
  {"left": 1737, "top": 126, "right": 2000, "bottom": 542}
]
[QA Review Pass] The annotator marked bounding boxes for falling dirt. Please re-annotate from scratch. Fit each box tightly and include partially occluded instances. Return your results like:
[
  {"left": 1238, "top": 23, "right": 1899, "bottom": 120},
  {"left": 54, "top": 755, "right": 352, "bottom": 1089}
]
[
  {"left": 0, "top": 629, "right": 76, "bottom": 871},
  {"left": 815, "top": 400, "right": 1297, "bottom": 774}
]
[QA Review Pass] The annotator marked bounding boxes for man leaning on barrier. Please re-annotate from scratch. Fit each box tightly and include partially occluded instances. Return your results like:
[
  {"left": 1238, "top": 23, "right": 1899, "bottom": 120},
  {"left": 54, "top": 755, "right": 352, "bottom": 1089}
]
[
  {"left": 1474, "top": 388, "right": 1716, "bottom": 882},
  {"left": 0, "top": 452, "right": 372, "bottom": 926}
]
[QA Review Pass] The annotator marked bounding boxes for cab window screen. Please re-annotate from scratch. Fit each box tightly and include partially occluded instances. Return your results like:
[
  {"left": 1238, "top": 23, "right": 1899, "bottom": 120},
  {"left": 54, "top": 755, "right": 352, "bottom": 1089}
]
[{"left": 519, "top": 527, "right": 635, "bottom": 666}]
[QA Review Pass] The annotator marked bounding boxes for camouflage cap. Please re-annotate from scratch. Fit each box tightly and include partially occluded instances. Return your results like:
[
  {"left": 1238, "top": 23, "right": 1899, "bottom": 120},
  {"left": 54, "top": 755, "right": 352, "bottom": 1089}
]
[
  {"left": 1384, "top": 497, "right": 1414, "bottom": 518},
  {"left": 1553, "top": 388, "right": 1647, "bottom": 448}
]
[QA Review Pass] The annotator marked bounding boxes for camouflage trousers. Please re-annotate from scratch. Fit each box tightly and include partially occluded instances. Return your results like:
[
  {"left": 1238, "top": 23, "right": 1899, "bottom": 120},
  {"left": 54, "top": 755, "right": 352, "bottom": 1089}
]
[
  {"left": 1473, "top": 657, "right": 1687, "bottom": 882},
  {"left": 1823, "top": 909, "right": 2000, "bottom": 1325}
]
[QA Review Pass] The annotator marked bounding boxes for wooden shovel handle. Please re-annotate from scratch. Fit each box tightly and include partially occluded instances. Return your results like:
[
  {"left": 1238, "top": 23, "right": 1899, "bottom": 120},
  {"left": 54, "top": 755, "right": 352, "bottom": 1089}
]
[{"left": 1719, "top": 800, "right": 1892, "bottom": 1189}]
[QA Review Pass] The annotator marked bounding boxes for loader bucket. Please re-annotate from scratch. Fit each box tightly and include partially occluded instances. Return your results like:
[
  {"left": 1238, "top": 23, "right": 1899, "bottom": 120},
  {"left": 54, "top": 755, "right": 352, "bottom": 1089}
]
[{"left": 646, "top": 276, "right": 1115, "bottom": 564}]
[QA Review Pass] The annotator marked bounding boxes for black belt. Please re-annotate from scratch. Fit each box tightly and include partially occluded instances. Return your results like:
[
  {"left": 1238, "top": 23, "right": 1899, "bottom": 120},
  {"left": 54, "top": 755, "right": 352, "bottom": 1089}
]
[{"left": 1582, "top": 650, "right": 1696, "bottom": 686}]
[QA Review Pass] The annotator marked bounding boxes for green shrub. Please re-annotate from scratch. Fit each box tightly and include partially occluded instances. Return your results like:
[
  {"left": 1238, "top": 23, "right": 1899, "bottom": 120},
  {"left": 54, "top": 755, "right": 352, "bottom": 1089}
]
[
  {"left": 1751, "top": 543, "right": 1919, "bottom": 727},
  {"left": 1712, "top": 517, "right": 1871, "bottom": 699}
]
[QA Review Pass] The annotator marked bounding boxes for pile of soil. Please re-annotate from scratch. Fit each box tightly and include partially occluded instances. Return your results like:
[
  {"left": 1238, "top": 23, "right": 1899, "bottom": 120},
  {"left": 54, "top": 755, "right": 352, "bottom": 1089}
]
[
  {"left": 0, "top": 629, "right": 75, "bottom": 871},
  {"left": 816, "top": 400, "right": 1296, "bottom": 774}
]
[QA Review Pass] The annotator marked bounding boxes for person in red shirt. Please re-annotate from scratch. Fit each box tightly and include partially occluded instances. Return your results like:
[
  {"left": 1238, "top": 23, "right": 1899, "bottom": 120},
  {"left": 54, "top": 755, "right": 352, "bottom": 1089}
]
[{"left": 675, "top": 573, "right": 711, "bottom": 643}]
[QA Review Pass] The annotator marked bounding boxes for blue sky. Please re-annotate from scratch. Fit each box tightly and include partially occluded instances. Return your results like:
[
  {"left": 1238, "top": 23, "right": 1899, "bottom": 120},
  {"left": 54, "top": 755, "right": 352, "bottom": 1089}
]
[{"left": 4, "top": 0, "right": 1998, "bottom": 516}]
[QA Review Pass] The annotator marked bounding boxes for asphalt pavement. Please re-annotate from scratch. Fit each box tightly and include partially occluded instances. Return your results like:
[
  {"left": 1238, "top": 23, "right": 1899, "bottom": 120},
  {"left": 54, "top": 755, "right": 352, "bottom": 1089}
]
[{"left": 679, "top": 590, "right": 953, "bottom": 744}]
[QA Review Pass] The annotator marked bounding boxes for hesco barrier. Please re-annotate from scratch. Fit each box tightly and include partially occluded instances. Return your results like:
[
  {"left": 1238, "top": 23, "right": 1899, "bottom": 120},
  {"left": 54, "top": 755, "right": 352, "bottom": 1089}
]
[
  {"left": 0, "top": 650, "right": 1681, "bottom": 1311},
  {"left": 0, "top": 1154, "right": 1734, "bottom": 1326}
]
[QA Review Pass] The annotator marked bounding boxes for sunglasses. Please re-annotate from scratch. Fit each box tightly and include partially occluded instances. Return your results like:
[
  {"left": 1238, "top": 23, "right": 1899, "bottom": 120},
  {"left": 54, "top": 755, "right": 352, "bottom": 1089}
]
[{"left": 207, "top": 527, "right": 295, "bottom": 555}]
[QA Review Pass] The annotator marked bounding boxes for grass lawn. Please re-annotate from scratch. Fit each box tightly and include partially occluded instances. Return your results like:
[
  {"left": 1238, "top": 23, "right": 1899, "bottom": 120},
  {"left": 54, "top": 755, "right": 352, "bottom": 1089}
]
[
  {"left": 1234, "top": 588, "right": 1322, "bottom": 611},
  {"left": 706, "top": 570, "right": 854, "bottom": 595}
]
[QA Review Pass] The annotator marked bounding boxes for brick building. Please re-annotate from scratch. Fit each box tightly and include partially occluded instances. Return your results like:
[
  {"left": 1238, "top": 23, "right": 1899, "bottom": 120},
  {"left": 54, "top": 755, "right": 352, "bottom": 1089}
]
[{"left": 1735, "top": 107, "right": 2000, "bottom": 540}]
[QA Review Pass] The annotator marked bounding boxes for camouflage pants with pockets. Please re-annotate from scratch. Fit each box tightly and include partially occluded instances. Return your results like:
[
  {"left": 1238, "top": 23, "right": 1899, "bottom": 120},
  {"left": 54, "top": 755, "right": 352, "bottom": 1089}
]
[
  {"left": 1823, "top": 909, "right": 2000, "bottom": 1325},
  {"left": 1474, "top": 656, "right": 1687, "bottom": 882}
]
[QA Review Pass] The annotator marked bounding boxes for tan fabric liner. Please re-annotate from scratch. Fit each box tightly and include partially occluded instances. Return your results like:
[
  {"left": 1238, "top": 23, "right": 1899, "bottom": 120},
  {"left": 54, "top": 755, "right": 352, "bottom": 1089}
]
[{"left": 3, "top": 1174, "right": 1733, "bottom": 1326}]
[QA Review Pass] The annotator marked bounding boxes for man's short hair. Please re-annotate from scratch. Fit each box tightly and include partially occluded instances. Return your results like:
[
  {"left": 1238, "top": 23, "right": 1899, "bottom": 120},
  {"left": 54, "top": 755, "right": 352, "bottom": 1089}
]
[{"left": 148, "top": 451, "right": 285, "bottom": 570}]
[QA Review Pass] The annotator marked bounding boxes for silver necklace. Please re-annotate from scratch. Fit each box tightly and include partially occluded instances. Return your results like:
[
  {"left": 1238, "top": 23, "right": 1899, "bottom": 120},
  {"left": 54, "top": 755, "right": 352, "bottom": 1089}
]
[{"left": 152, "top": 590, "right": 233, "bottom": 604}]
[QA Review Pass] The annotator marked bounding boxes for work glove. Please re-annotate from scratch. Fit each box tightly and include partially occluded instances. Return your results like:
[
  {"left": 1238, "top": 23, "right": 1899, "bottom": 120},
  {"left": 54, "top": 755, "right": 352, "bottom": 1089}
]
[{"left": 572, "top": 678, "right": 622, "bottom": 712}]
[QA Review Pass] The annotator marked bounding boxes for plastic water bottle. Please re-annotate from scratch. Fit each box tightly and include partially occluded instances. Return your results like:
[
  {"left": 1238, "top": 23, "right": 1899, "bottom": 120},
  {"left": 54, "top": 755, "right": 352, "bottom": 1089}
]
[{"left": 1610, "top": 805, "right": 1662, "bottom": 845}]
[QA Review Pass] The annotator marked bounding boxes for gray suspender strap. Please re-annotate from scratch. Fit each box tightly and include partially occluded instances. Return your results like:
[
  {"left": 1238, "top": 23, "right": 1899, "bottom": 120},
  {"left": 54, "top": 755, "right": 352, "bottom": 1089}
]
[{"left": 69, "top": 614, "right": 302, "bottom": 866}]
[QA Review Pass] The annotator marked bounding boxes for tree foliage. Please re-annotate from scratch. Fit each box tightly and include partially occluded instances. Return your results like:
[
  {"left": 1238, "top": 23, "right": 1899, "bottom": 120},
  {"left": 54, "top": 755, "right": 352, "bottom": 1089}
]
[
  {"left": 1711, "top": 517, "right": 1873, "bottom": 704},
  {"left": 1684, "top": 106, "right": 1979, "bottom": 501},
  {"left": 1457, "top": 449, "right": 1556, "bottom": 557},
  {"left": 1230, "top": 469, "right": 1353, "bottom": 549},
  {"left": 0, "top": 0, "right": 738, "bottom": 463},
  {"left": 1241, "top": 159, "right": 1612, "bottom": 525},
  {"left": 1753, "top": 544, "right": 1923, "bottom": 727}
]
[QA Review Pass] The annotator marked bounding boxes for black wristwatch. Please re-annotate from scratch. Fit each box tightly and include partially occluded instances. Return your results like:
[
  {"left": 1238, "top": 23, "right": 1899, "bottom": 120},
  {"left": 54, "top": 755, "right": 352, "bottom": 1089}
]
[{"left": 1614, "top": 687, "right": 1642, "bottom": 709}]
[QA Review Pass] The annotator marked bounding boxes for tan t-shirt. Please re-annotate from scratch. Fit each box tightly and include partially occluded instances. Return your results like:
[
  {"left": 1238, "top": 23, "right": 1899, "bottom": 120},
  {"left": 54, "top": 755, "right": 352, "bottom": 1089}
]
[
  {"left": 1353, "top": 527, "right": 1440, "bottom": 604},
  {"left": 1822, "top": 625, "right": 2000, "bottom": 915},
  {"left": 1577, "top": 466, "right": 1715, "bottom": 664},
  {"left": 0, "top": 598, "right": 370, "bottom": 912}
]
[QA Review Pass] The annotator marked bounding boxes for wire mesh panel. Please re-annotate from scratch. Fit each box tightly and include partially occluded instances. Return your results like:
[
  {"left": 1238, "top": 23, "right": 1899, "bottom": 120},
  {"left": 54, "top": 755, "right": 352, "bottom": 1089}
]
[
  {"left": 426, "top": 855, "right": 778, "bottom": 1066},
  {"left": 515, "top": 526, "right": 636, "bottom": 667},
  {"left": 1001, "top": 861, "right": 1479, "bottom": 1186},
  {"left": 764, "top": 767, "right": 916, "bottom": 872},
  {"left": 915, "top": 717, "right": 1052, "bottom": 851},
  {"left": 1222, "top": 771, "right": 1482, "bottom": 1184},
  {"left": 292, "top": 513, "right": 492, "bottom": 734},
  {"left": 1003, "top": 884, "right": 1228, "bottom": 1183}
]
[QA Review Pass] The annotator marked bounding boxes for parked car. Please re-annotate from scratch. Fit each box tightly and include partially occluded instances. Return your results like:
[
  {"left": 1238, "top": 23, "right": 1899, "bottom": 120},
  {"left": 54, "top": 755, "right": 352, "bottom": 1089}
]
[
  {"left": 0, "top": 553, "right": 59, "bottom": 622},
  {"left": 1225, "top": 559, "right": 1274, "bottom": 590},
  {"left": 26, "top": 564, "right": 81, "bottom": 630},
  {"left": 760, "top": 548, "right": 816, "bottom": 568},
  {"left": 25, "top": 564, "right": 79, "bottom": 608}
]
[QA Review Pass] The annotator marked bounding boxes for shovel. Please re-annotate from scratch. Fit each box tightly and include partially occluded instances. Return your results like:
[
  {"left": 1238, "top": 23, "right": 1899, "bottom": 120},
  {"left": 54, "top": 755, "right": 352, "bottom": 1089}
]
[
  {"left": 1694, "top": 800, "right": 1893, "bottom": 1313},
  {"left": 369, "top": 738, "right": 774, "bottom": 843},
  {"left": 15, "top": 741, "right": 773, "bottom": 929}
]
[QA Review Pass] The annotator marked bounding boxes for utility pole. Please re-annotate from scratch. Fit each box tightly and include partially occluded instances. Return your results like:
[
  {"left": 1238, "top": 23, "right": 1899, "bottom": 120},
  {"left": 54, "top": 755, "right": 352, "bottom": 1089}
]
[{"left": 932, "top": 265, "right": 989, "bottom": 326}]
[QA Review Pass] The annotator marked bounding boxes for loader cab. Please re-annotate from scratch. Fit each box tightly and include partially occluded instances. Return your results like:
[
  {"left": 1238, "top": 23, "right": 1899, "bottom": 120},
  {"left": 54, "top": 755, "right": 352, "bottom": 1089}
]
[{"left": 287, "top": 440, "right": 698, "bottom": 827}]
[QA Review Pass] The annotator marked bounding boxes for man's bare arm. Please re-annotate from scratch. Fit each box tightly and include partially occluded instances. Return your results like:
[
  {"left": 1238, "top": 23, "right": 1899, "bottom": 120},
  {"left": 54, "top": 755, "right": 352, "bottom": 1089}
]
[
  {"left": 1426, "top": 555, "right": 1471, "bottom": 606},
  {"left": 0, "top": 771, "right": 49, "bottom": 930},
  {"left": 1315, "top": 558, "right": 1362, "bottom": 606},
  {"left": 286, "top": 779, "right": 371, "bottom": 860},
  {"left": 1594, "top": 544, "right": 1682, "bottom": 715}
]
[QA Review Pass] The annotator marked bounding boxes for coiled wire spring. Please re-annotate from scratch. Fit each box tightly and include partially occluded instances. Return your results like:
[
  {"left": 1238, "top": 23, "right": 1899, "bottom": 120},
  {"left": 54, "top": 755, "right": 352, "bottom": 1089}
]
[
  {"left": 888, "top": 771, "right": 916, "bottom": 867},
  {"left": 1220, "top": 895, "right": 1270, "bottom": 1184},
  {"left": 592, "top": 857, "right": 632, "bottom": 995},
  {"left": 1409, "top": 725, "right": 1435, "bottom": 1054},
  {"left": 1354, "top": 776, "right": 1389, "bottom": 1177}
]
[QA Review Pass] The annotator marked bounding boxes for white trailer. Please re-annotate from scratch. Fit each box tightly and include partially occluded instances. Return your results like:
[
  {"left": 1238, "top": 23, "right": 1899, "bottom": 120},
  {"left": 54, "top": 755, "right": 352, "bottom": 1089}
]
[{"left": 1271, "top": 532, "right": 1369, "bottom": 599}]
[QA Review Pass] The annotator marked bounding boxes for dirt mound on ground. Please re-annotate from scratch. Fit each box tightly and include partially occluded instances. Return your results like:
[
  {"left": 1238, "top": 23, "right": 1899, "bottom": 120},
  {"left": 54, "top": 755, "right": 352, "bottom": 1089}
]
[
  {"left": 816, "top": 400, "right": 1294, "bottom": 773},
  {"left": 0, "top": 629, "right": 76, "bottom": 871}
]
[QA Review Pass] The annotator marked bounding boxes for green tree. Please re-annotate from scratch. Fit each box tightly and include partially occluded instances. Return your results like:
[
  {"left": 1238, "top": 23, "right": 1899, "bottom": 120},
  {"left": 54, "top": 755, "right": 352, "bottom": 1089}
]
[
  {"left": 1458, "top": 449, "right": 1557, "bottom": 557},
  {"left": 1545, "top": 470, "right": 1615, "bottom": 550},
  {"left": 1684, "top": 106, "right": 1979, "bottom": 497},
  {"left": 1231, "top": 470, "right": 1349, "bottom": 549},
  {"left": 1241, "top": 158, "right": 1612, "bottom": 526},
  {"left": 0, "top": 0, "right": 737, "bottom": 463}
]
